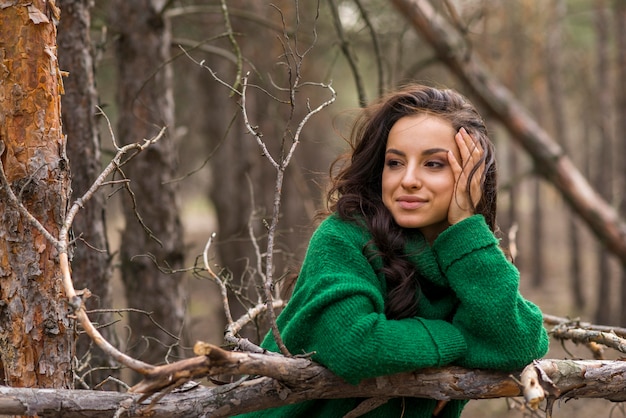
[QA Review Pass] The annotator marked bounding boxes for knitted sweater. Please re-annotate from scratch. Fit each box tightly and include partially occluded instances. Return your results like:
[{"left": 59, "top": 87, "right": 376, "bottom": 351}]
[{"left": 237, "top": 214, "right": 549, "bottom": 417}]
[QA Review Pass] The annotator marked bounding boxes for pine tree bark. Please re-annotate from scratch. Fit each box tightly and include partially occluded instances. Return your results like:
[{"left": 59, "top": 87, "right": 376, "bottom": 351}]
[
  {"left": 109, "top": 0, "right": 186, "bottom": 372},
  {"left": 0, "top": 0, "right": 73, "bottom": 388},
  {"left": 57, "top": 0, "right": 117, "bottom": 387}
]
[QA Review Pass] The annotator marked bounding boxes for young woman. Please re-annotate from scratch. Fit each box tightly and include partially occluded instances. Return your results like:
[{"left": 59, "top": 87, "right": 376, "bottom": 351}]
[{"left": 240, "top": 84, "right": 549, "bottom": 417}]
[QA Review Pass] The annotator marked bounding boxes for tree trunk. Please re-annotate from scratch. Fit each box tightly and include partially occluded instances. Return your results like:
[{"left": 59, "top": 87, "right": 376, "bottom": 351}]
[
  {"left": 502, "top": 2, "right": 527, "bottom": 265},
  {"left": 530, "top": 180, "right": 544, "bottom": 287},
  {"left": 0, "top": 0, "right": 73, "bottom": 388},
  {"left": 593, "top": 0, "right": 615, "bottom": 325},
  {"left": 530, "top": 22, "right": 546, "bottom": 288},
  {"left": 543, "top": 0, "right": 586, "bottom": 307},
  {"left": 616, "top": 0, "right": 626, "bottom": 326},
  {"left": 57, "top": 0, "right": 118, "bottom": 388},
  {"left": 109, "top": 0, "right": 186, "bottom": 372}
]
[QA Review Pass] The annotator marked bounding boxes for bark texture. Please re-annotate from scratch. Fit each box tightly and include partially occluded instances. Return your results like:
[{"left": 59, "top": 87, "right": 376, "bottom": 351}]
[
  {"left": 57, "top": 0, "right": 117, "bottom": 387},
  {"left": 109, "top": 0, "right": 186, "bottom": 371},
  {"left": 0, "top": 0, "right": 72, "bottom": 388}
]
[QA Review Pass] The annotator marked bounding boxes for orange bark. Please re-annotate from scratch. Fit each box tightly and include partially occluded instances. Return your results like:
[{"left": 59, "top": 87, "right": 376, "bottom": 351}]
[{"left": 0, "top": 1, "right": 72, "bottom": 388}]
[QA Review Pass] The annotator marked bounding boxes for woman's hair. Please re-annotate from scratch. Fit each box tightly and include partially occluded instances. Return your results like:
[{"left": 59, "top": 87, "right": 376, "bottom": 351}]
[{"left": 326, "top": 84, "right": 497, "bottom": 320}]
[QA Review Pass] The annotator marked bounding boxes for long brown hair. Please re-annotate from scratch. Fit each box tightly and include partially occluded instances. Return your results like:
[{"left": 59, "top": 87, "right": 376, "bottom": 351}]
[{"left": 326, "top": 84, "right": 497, "bottom": 320}]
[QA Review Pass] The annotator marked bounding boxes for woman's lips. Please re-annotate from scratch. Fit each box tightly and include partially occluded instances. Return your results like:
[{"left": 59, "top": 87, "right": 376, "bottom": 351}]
[{"left": 397, "top": 196, "right": 426, "bottom": 210}]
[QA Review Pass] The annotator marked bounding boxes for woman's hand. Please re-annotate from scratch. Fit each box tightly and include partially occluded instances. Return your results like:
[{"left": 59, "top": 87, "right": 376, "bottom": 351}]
[{"left": 447, "top": 127, "right": 485, "bottom": 225}]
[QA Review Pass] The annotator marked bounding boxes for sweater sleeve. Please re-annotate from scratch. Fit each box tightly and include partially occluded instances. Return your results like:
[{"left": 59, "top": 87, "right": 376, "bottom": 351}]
[
  {"left": 265, "top": 217, "right": 467, "bottom": 385},
  {"left": 432, "top": 215, "right": 549, "bottom": 370}
]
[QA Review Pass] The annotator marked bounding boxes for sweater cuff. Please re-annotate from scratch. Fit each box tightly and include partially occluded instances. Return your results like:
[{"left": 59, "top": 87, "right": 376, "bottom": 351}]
[
  {"left": 432, "top": 215, "right": 498, "bottom": 273},
  {"left": 415, "top": 318, "right": 467, "bottom": 366}
]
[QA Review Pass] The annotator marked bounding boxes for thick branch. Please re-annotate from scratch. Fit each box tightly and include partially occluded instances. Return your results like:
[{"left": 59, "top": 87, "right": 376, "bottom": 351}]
[
  {"left": 3, "top": 356, "right": 626, "bottom": 417},
  {"left": 389, "top": 0, "right": 626, "bottom": 265}
]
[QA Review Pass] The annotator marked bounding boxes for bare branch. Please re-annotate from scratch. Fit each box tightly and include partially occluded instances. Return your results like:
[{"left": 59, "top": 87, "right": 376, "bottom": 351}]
[
  {"left": 0, "top": 147, "right": 61, "bottom": 250},
  {"left": 172, "top": 37, "right": 239, "bottom": 65},
  {"left": 240, "top": 74, "right": 281, "bottom": 170},
  {"left": 220, "top": 0, "right": 244, "bottom": 92},
  {"left": 165, "top": 6, "right": 308, "bottom": 44},
  {"left": 202, "top": 232, "right": 234, "bottom": 325},
  {"left": 62, "top": 119, "right": 167, "bottom": 251},
  {"left": 544, "top": 314, "right": 626, "bottom": 339},
  {"left": 225, "top": 299, "right": 286, "bottom": 345},
  {"left": 327, "top": 0, "right": 368, "bottom": 107},
  {"left": 544, "top": 315, "right": 626, "bottom": 354},
  {"left": 285, "top": 81, "right": 336, "bottom": 167},
  {"left": 247, "top": 181, "right": 267, "bottom": 286},
  {"left": 353, "top": 0, "right": 385, "bottom": 97}
]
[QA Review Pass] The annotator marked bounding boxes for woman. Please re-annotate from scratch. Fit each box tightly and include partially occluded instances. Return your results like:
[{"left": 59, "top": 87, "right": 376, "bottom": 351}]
[{"left": 240, "top": 84, "right": 549, "bottom": 417}]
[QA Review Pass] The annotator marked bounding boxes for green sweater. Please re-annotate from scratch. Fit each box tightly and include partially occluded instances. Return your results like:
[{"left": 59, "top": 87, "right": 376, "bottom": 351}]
[{"left": 237, "top": 214, "right": 549, "bottom": 417}]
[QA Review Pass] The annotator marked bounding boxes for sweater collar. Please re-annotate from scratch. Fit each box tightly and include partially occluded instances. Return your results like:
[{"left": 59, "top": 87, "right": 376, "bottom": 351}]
[{"left": 404, "top": 230, "right": 447, "bottom": 288}]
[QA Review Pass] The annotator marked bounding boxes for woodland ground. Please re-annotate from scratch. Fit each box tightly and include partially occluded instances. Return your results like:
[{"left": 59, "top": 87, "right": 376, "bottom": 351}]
[{"left": 106, "top": 183, "right": 624, "bottom": 418}]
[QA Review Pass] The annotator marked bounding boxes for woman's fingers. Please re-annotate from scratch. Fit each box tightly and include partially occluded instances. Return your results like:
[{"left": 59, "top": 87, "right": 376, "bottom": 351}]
[
  {"left": 448, "top": 128, "right": 485, "bottom": 225},
  {"left": 460, "top": 128, "right": 485, "bottom": 206},
  {"left": 457, "top": 128, "right": 481, "bottom": 168}
]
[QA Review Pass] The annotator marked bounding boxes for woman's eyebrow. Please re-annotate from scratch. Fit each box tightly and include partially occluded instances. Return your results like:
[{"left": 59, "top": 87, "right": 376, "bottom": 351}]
[
  {"left": 385, "top": 148, "right": 449, "bottom": 157},
  {"left": 385, "top": 148, "right": 405, "bottom": 157},
  {"left": 422, "top": 148, "right": 449, "bottom": 156}
]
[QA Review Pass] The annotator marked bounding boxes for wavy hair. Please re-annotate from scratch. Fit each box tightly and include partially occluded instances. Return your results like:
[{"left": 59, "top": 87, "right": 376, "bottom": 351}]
[{"left": 326, "top": 84, "right": 497, "bottom": 320}]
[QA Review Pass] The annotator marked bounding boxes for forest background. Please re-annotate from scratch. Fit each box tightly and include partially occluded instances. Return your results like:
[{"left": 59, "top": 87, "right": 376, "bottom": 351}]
[{"left": 2, "top": 0, "right": 626, "bottom": 416}]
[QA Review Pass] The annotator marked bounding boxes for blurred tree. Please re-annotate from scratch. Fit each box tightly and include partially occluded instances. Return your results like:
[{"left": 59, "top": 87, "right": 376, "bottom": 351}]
[
  {"left": 57, "top": 0, "right": 118, "bottom": 387},
  {"left": 0, "top": 1, "right": 72, "bottom": 388},
  {"left": 617, "top": 0, "right": 626, "bottom": 326},
  {"left": 593, "top": 0, "right": 615, "bottom": 325},
  {"left": 499, "top": 2, "right": 527, "bottom": 264},
  {"left": 543, "top": 0, "right": 586, "bottom": 306},
  {"left": 522, "top": 3, "right": 548, "bottom": 290},
  {"left": 109, "top": 0, "right": 186, "bottom": 373}
]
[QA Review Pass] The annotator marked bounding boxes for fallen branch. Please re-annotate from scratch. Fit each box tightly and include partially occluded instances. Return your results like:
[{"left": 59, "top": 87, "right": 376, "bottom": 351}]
[
  {"left": 3, "top": 353, "right": 626, "bottom": 417},
  {"left": 520, "top": 359, "right": 626, "bottom": 416},
  {"left": 126, "top": 335, "right": 626, "bottom": 416},
  {"left": 543, "top": 314, "right": 626, "bottom": 359},
  {"left": 544, "top": 314, "right": 626, "bottom": 339}
]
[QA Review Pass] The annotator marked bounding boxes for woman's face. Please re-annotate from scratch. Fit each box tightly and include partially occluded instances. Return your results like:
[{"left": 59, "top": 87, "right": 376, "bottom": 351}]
[{"left": 382, "top": 114, "right": 460, "bottom": 242}]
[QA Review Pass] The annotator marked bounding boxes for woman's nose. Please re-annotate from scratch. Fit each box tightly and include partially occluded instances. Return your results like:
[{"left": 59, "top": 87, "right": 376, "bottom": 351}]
[{"left": 401, "top": 168, "right": 422, "bottom": 189}]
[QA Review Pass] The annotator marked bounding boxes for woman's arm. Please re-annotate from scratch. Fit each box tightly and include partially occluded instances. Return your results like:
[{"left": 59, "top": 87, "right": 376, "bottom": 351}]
[
  {"left": 432, "top": 215, "right": 549, "bottom": 370},
  {"left": 264, "top": 217, "right": 467, "bottom": 384}
]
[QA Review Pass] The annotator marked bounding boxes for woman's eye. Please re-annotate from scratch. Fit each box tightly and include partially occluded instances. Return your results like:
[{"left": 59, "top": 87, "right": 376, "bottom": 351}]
[
  {"left": 425, "top": 160, "right": 446, "bottom": 168},
  {"left": 385, "top": 159, "right": 402, "bottom": 168}
]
